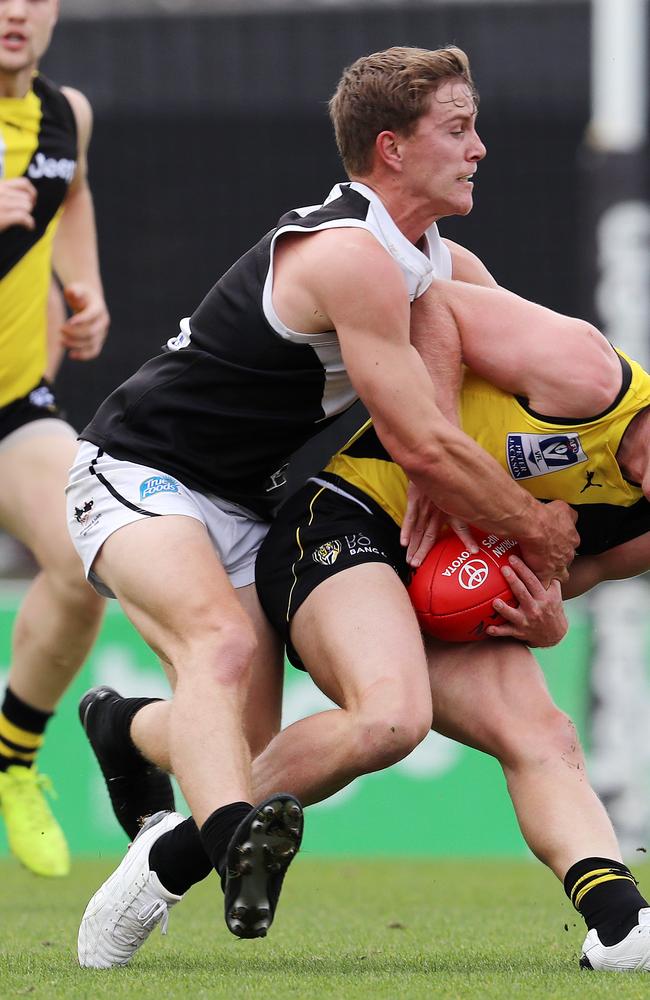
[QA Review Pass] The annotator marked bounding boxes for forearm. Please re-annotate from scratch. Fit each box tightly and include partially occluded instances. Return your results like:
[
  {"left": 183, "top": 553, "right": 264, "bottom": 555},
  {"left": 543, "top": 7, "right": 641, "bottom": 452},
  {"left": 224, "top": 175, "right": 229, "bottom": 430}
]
[
  {"left": 52, "top": 184, "right": 104, "bottom": 294},
  {"left": 409, "top": 286, "right": 462, "bottom": 425},
  {"left": 562, "top": 537, "right": 650, "bottom": 599},
  {"left": 374, "top": 408, "right": 546, "bottom": 544}
]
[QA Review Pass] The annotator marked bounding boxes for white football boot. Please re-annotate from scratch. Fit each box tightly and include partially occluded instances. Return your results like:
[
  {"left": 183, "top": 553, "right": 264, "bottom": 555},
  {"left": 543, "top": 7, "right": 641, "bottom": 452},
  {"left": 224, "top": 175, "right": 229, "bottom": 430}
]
[
  {"left": 78, "top": 810, "right": 185, "bottom": 968},
  {"left": 580, "top": 908, "right": 650, "bottom": 971}
]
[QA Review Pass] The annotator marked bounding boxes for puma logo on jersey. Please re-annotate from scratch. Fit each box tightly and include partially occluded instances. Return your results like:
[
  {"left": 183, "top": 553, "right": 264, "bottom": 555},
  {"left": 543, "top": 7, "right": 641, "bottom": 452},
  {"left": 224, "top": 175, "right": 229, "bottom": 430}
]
[
  {"left": 580, "top": 470, "right": 603, "bottom": 493},
  {"left": 27, "top": 151, "right": 76, "bottom": 183}
]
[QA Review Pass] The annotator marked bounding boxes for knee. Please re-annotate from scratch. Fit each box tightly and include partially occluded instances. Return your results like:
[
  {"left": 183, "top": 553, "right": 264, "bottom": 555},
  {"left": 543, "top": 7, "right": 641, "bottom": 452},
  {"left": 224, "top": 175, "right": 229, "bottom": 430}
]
[
  {"left": 498, "top": 705, "right": 584, "bottom": 771},
  {"left": 182, "top": 618, "right": 258, "bottom": 688},
  {"left": 356, "top": 699, "right": 431, "bottom": 772},
  {"left": 45, "top": 552, "right": 105, "bottom": 621}
]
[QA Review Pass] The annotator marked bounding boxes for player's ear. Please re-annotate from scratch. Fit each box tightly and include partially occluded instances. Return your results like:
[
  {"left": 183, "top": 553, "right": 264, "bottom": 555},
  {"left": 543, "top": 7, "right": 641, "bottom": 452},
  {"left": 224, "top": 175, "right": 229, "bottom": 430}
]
[{"left": 375, "top": 131, "right": 403, "bottom": 172}]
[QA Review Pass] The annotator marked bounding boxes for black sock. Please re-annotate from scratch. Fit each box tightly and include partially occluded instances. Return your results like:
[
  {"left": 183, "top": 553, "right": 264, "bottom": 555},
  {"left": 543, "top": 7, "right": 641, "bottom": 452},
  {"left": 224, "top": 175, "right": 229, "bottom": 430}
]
[
  {"left": 0, "top": 687, "right": 52, "bottom": 771},
  {"left": 148, "top": 818, "right": 212, "bottom": 895},
  {"left": 564, "top": 857, "right": 648, "bottom": 946},
  {"left": 200, "top": 802, "right": 253, "bottom": 878},
  {"left": 108, "top": 696, "right": 163, "bottom": 770}
]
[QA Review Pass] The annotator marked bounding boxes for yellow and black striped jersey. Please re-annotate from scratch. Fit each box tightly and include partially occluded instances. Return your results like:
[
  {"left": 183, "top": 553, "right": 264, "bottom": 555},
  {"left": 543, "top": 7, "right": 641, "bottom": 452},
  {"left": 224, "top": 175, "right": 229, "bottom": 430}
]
[
  {"left": 0, "top": 73, "right": 77, "bottom": 407},
  {"left": 321, "top": 350, "right": 650, "bottom": 555}
]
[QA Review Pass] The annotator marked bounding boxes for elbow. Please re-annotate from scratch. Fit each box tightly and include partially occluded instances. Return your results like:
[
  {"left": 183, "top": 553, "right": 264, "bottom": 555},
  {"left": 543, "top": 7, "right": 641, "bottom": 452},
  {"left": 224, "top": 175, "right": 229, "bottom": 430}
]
[{"left": 383, "top": 434, "right": 449, "bottom": 483}]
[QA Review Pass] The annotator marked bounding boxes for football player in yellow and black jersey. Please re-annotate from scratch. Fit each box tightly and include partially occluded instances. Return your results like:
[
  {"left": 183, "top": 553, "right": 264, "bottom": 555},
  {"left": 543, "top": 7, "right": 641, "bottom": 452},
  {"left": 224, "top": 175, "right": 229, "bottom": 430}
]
[
  {"left": 253, "top": 280, "right": 650, "bottom": 973},
  {"left": 0, "top": 0, "right": 109, "bottom": 878}
]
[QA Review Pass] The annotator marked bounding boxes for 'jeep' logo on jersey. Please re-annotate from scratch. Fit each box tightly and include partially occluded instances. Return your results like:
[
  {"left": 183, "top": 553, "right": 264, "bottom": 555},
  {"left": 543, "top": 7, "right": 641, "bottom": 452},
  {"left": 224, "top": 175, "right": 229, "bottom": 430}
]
[
  {"left": 313, "top": 540, "right": 341, "bottom": 566},
  {"left": 139, "top": 476, "right": 180, "bottom": 500},
  {"left": 28, "top": 151, "right": 76, "bottom": 183},
  {"left": 506, "top": 432, "right": 588, "bottom": 480}
]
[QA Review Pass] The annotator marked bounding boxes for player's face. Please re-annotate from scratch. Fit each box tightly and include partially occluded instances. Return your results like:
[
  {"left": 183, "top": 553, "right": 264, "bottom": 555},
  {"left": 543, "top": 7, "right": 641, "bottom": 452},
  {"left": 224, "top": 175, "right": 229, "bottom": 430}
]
[
  {"left": 0, "top": 0, "right": 58, "bottom": 80},
  {"left": 398, "top": 79, "right": 486, "bottom": 220}
]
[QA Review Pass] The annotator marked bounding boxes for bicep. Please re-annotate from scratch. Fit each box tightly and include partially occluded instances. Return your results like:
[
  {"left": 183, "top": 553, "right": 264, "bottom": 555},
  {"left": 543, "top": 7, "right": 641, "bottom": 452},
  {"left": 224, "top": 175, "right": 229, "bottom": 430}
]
[
  {"left": 444, "top": 240, "right": 498, "bottom": 288},
  {"left": 315, "top": 242, "right": 446, "bottom": 461}
]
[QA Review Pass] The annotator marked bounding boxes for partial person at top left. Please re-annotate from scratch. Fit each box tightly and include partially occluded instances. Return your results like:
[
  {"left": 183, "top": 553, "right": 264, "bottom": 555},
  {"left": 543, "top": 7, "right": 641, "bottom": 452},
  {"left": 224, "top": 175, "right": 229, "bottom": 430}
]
[{"left": 0, "top": 0, "right": 110, "bottom": 878}]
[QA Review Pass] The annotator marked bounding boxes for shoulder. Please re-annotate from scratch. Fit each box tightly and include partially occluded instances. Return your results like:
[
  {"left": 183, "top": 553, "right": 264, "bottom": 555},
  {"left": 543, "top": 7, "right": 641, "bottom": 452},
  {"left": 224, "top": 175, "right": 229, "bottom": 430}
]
[
  {"left": 443, "top": 239, "right": 498, "bottom": 288},
  {"left": 60, "top": 87, "right": 93, "bottom": 151}
]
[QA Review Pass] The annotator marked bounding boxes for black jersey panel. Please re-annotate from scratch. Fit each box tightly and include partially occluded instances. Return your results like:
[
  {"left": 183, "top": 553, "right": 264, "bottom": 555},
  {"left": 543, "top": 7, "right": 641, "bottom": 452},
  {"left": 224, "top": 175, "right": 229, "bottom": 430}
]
[
  {"left": 342, "top": 423, "right": 392, "bottom": 462},
  {"left": 82, "top": 346, "right": 343, "bottom": 516},
  {"left": 0, "top": 75, "right": 77, "bottom": 280},
  {"left": 275, "top": 185, "right": 370, "bottom": 229},
  {"left": 571, "top": 496, "right": 650, "bottom": 555}
]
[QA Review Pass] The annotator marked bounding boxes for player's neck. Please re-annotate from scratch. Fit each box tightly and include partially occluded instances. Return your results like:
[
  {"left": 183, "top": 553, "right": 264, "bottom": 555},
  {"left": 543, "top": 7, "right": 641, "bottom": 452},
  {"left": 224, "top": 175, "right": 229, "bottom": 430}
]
[
  {"left": 0, "top": 64, "right": 35, "bottom": 99},
  {"left": 350, "top": 173, "right": 434, "bottom": 246}
]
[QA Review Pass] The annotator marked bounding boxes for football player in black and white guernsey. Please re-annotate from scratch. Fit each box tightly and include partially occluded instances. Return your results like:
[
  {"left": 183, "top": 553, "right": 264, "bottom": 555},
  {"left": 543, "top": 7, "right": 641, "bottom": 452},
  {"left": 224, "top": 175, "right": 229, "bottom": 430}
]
[{"left": 71, "top": 46, "right": 579, "bottom": 967}]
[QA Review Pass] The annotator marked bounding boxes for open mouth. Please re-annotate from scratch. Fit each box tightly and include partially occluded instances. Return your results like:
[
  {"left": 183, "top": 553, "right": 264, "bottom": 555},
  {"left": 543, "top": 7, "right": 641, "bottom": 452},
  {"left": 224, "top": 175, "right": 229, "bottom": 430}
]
[{"left": 2, "top": 32, "right": 28, "bottom": 49}]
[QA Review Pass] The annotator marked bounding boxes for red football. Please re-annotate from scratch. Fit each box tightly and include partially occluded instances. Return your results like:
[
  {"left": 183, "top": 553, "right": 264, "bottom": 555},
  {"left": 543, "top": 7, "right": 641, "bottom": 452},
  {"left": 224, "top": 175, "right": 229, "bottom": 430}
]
[{"left": 407, "top": 525, "right": 520, "bottom": 642}]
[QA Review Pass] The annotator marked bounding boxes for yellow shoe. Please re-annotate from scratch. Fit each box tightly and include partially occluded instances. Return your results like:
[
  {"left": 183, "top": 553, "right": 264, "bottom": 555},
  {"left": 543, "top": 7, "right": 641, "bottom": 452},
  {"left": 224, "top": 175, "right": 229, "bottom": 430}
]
[{"left": 0, "top": 766, "right": 71, "bottom": 877}]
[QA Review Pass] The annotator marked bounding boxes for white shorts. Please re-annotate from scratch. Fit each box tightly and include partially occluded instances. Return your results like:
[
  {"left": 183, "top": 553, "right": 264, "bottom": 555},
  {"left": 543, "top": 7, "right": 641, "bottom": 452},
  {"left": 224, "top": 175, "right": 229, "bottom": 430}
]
[{"left": 66, "top": 441, "right": 270, "bottom": 597}]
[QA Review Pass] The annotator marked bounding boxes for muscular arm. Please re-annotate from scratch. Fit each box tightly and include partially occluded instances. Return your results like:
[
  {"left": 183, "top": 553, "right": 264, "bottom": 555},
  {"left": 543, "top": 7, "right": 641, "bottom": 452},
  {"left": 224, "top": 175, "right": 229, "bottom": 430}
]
[
  {"left": 444, "top": 240, "right": 499, "bottom": 288},
  {"left": 562, "top": 532, "right": 650, "bottom": 599},
  {"left": 409, "top": 243, "right": 497, "bottom": 419},
  {"left": 401, "top": 242, "right": 498, "bottom": 560},
  {"left": 425, "top": 278, "right": 621, "bottom": 417},
  {"left": 51, "top": 87, "right": 109, "bottom": 361},
  {"left": 273, "top": 228, "right": 577, "bottom": 581}
]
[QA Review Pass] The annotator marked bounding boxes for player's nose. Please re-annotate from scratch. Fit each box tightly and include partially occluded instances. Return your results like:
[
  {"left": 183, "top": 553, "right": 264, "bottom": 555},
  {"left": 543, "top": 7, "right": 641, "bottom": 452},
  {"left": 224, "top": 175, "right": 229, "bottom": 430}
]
[{"left": 469, "top": 129, "right": 487, "bottom": 161}]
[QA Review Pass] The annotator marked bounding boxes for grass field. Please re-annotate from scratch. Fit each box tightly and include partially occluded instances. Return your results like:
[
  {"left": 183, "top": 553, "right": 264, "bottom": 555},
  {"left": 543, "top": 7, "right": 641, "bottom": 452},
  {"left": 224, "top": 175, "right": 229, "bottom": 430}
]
[{"left": 2, "top": 857, "right": 649, "bottom": 999}]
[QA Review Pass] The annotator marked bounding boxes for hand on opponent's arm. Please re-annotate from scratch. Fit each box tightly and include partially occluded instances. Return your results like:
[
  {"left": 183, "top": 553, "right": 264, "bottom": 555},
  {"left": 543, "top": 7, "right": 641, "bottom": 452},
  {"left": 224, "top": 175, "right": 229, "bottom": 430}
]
[{"left": 400, "top": 483, "right": 478, "bottom": 567}]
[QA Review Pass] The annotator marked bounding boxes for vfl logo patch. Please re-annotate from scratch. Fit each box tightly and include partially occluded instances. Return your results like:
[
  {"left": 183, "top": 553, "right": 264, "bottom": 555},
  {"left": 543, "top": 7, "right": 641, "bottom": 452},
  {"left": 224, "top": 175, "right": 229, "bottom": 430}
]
[
  {"left": 506, "top": 432, "right": 587, "bottom": 480},
  {"left": 312, "top": 540, "right": 341, "bottom": 566},
  {"left": 139, "top": 476, "right": 180, "bottom": 500}
]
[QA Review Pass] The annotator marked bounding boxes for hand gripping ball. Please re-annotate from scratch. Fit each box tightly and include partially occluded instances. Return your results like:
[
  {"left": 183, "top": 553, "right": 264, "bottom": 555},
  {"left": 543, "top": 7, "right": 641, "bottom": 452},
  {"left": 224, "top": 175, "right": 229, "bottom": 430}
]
[{"left": 407, "top": 525, "right": 520, "bottom": 642}]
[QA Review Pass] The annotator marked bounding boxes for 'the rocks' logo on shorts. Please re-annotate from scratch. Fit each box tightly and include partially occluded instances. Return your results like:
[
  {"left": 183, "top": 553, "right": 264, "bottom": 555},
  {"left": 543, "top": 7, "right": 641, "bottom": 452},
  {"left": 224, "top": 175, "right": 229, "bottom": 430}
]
[
  {"left": 139, "top": 476, "right": 180, "bottom": 500},
  {"left": 74, "top": 499, "right": 94, "bottom": 524},
  {"left": 312, "top": 540, "right": 341, "bottom": 566}
]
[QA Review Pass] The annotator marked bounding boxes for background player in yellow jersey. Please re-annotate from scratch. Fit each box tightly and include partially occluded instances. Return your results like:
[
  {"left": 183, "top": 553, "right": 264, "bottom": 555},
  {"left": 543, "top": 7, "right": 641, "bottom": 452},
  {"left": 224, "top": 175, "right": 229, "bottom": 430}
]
[{"left": 0, "top": 0, "right": 109, "bottom": 877}]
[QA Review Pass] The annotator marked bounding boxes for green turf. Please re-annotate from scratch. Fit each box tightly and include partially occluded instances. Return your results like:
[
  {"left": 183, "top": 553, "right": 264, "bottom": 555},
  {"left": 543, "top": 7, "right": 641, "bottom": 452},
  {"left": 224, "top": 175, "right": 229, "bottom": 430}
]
[{"left": 1, "top": 857, "right": 649, "bottom": 999}]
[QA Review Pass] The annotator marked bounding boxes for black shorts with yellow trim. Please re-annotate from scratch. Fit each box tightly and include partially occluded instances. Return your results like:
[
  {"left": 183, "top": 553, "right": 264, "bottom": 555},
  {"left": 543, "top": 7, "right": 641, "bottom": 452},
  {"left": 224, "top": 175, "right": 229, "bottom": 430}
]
[
  {"left": 255, "top": 475, "right": 410, "bottom": 670},
  {"left": 0, "top": 379, "right": 65, "bottom": 443}
]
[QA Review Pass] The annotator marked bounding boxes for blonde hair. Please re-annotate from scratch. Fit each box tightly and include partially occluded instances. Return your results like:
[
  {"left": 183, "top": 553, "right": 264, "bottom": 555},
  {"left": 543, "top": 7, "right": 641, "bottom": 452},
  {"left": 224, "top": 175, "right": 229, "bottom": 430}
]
[{"left": 329, "top": 45, "right": 477, "bottom": 176}]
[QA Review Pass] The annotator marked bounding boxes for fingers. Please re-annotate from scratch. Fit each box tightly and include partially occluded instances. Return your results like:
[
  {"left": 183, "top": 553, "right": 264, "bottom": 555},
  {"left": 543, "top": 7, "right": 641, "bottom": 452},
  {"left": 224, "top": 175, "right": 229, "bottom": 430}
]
[
  {"left": 400, "top": 483, "right": 419, "bottom": 547},
  {"left": 0, "top": 178, "right": 37, "bottom": 231},
  {"left": 449, "top": 519, "right": 478, "bottom": 554},
  {"left": 406, "top": 526, "right": 437, "bottom": 568}
]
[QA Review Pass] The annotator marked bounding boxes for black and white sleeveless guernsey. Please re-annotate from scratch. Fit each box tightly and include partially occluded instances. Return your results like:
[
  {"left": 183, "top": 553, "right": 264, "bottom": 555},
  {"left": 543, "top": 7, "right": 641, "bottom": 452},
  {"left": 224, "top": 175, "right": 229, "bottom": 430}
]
[{"left": 82, "top": 181, "right": 452, "bottom": 517}]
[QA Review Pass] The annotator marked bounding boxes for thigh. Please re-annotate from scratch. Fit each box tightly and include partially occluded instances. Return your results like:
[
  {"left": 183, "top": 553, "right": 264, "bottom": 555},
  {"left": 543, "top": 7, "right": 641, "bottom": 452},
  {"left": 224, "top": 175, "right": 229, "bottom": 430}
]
[
  {"left": 94, "top": 513, "right": 251, "bottom": 665},
  {"left": 0, "top": 422, "right": 80, "bottom": 568},
  {"left": 426, "top": 636, "right": 558, "bottom": 755},
  {"left": 256, "top": 482, "right": 410, "bottom": 668},
  {"left": 293, "top": 561, "right": 431, "bottom": 713}
]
